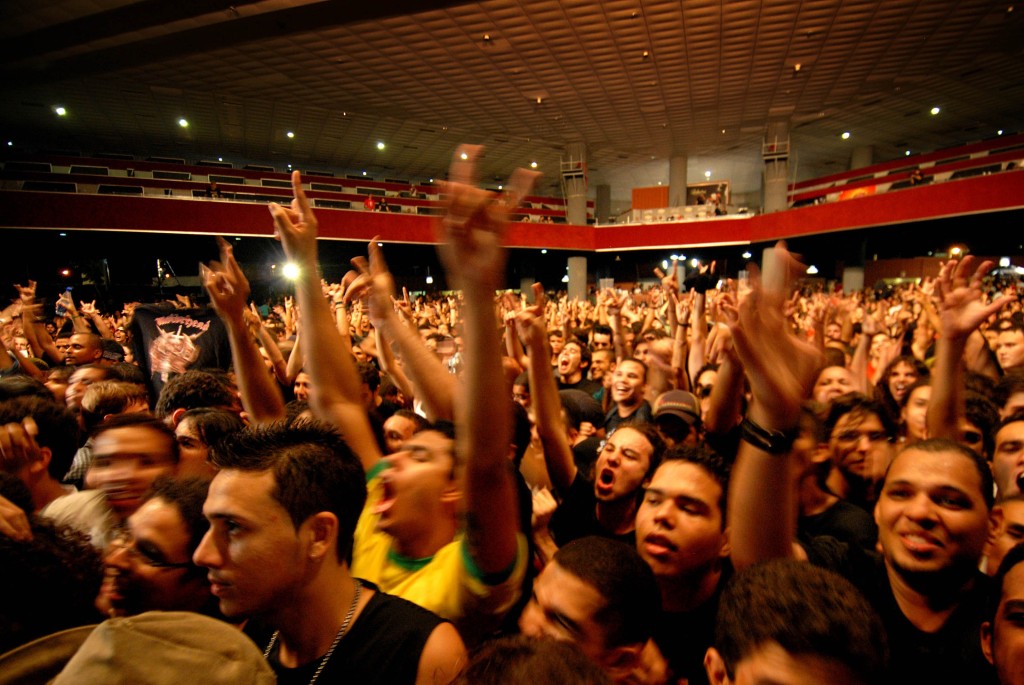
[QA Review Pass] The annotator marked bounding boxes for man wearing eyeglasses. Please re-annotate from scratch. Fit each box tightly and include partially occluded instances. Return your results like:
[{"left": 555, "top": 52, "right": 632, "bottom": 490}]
[
  {"left": 97, "top": 476, "right": 217, "bottom": 618},
  {"left": 823, "top": 393, "right": 897, "bottom": 513}
]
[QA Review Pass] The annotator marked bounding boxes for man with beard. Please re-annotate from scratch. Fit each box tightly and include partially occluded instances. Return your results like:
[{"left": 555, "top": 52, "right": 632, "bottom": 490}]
[
  {"left": 728, "top": 248, "right": 998, "bottom": 683},
  {"left": 556, "top": 340, "right": 601, "bottom": 397}
]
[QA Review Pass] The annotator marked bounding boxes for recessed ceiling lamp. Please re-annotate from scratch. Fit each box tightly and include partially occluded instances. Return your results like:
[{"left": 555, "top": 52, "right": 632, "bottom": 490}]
[
  {"left": 841, "top": 131, "right": 851, "bottom": 140},
  {"left": 178, "top": 118, "right": 189, "bottom": 128},
  {"left": 704, "top": 170, "right": 711, "bottom": 178},
  {"left": 286, "top": 131, "right": 295, "bottom": 138},
  {"left": 54, "top": 106, "right": 67, "bottom": 116},
  {"left": 930, "top": 106, "right": 941, "bottom": 115},
  {"left": 530, "top": 161, "right": 538, "bottom": 168},
  {"left": 376, "top": 141, "right": 385, "bottom": 150}
]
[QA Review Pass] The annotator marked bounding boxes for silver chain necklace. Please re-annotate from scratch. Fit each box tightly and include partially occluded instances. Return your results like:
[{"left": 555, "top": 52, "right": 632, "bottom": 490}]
[{"left": 263, "top": 579, "right": 362, "bottom": 685}]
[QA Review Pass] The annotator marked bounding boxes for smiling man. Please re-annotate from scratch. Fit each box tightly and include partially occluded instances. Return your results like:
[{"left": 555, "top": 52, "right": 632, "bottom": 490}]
[{"left": 603, "top": 359, "right": 653, "bottom": 433}]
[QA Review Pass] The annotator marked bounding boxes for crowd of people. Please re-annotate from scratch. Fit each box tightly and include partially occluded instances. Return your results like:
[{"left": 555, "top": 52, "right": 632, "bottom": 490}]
[{"left": 2, "top": 144, "right": 1024, "bottom": 684}]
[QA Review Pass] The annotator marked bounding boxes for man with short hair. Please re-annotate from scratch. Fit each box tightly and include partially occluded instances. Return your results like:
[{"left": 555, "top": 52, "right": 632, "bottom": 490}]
[
  {"left": 194, "top": 422, "right": 464, "bottom": 683},
  {"left": 97, "top": 476, "right": 217, "bottom": 617},
  {"left": 728, "top": 250, "right": 999, "bottom": 683},
  {"left": 635, "top": 445, "right": 731, "bottom": 685},
  {"left": 270, "top": 153, "right": 528, "bottom": 639},
  {"left": 704, "top": 559, "right": 887, "bottom": 685},
  {"left": 604, "top": 359, "right": 653, "bottom": 433},
  {"left": 998, "top": 325, "right": 1024, "bottom": 374},
  {"left": 982, "top": 543, "right": 1024, "bottom": 684},
  {"left": 993, "top": 412, "right": 1024, "bottom": 498},
  {"left": 557, "top": 341, "right": 601, "bottom": 396},
  {"left": 64, "top": 332, "right": 104, "bottom": 367},
  {"left": 518, "top": 536, "right": 662, "bottom": 684},
  {"left": 651, "top": 390, "right": 701, "bottom": 448},
  {"left": 591, "top": 325, "right": 613, "bottom": 351},
  {"left": 984, "top": 494, "right": 1024, "bottom": 576}
]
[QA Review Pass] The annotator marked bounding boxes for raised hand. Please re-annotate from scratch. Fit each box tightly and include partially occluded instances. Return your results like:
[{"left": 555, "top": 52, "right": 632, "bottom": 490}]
[
  {"left": 936, "top": 256, "right": 1005, "bottom": 339},
  {"left": 200, "top": 236, "right": 251, "bottom": 323},
  {"left": 436, "top": 145, "right": 539, "bottom": 291},
  {"left": 269, "top": 171, "right": 319, "bottom": 266}
]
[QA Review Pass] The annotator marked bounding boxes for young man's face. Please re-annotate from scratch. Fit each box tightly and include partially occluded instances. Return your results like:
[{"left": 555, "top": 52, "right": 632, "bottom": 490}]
[
  {"left": 99, "top": 497, "right": 208, "bottom": 616},
  {"left": 593, "top": 427, "right": 652, "bottom": 503},
  {"left": 812, "top": 367, "right": 855, "bottom": 405},
  {"left": 993, "top": 421, "right": 1024, "bottom": 497},
  {"left": 997, "top": 330, "right": 1024, "bottom": 372},
  {"left": 558, "top": 343, "right": 586, "bottom": 380},
  {"left": 194, "top": 469, "right": 310, "bottom": 620},
  {"left": 707, "top": 641, "right": 865, "bottom": 685},
  {"left": 382, "top": 413, "right": 418, "bottom": 455},
  {"left": 64, "top": 333, "right": 102, "bottom": 366},
  {"left": 874, "top": 447, "right": 992, "bottom": 580},
  {"left": 88, "top": 426, "right": 177, "bottom": 519},
  {"left": 983, "top": 562, "right": 1024, "bottom": 685},
  {"left": 592, "top": 332, "right": 612, "bottom": 350},
  {"left": 900, "top": 385, "right": 931, "bottom": 444},
  {"left": 1001, "top": 393, "right": 1024, "bottom": 421},
  {"left": 293, "top": 371, "right": 312, "bottom": 402},
  {"left": 376, "top": 430, "right": 457, "bottom": 542},
  {"left": 610, "top": 360, "right": 646, "bottom": 407},
  {"left": 985, "top": 500, "right": 1024, "bottom": 575},
  {"left": 828, "top": 411, "right": 892, "bottom": 484},
  {"left": 590, "top": 351, "right": 614, "bottom": 381},
  {"left": 635, "top": 460, "right": 728, "bottom": 580},
  {"left": 518, "top": 560, "right": 611, "bottom": 665}
]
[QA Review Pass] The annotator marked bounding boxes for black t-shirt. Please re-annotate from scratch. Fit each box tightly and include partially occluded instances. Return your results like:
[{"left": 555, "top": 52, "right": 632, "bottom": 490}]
[
  {"left": 558, "top": 377, "right": 603, "bottom": 397},
  {"left": 799, "top": 499, "right": 878, "bottom": 551},
  {"left": 603, "top": 401, "right": 653, "bottom": 433},
  {"left": 803, "top": 536, "right": 997, "bottom": 684},
  {"left": 243, "top": 584, "right": 444, "bottom": 685},
  {"left": 550, "top": 471, "right": 636, "bottom": 549},
  {"left": 651, "top": 563, "right": 731, "bottom": 685}
]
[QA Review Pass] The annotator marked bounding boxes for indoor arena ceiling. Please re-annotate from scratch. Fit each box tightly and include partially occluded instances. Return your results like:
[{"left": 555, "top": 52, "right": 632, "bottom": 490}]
[{"left": 2, "top": 0, "right": 1023, "bottom": 199}]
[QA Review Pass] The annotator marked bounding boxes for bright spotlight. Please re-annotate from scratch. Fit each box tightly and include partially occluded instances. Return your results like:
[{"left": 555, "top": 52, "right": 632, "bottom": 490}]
[
  {"left": 178, "top": 118, "right": 189, "bottom": 128},
  {"left": 282, "top": 263, "right": 300, "bottom": 280},
  {"left": 806, "top": 265, "right": 819, "bottom": 275},
  {"left": 742, "top": 251, "right": 752, "bottom": 260}
]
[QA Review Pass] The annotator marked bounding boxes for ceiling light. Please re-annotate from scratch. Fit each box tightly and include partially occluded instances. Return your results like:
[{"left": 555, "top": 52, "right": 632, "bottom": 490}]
[
  {"left": 950, "top": 246, "right": 963, "bottom": 256},
  {"left": 530, "top": 161, "right": 538, "bottom": 168},
  {"left": 426, "top": 275, "right": 434, "bottom": 284},
  {"left": 178, "top": 118, "right": 189, "bottom": 128},
  {"left": 271, "top": 264, "right": 277, "bottom": 270},
  {"left": 721, "top": 129, "right": 726, "bottom": 134},
  {"left": 54, "top": 106, "right": 67, "bottom": 116},
  {"left": 806, "top": 265, "right": 819, "bottom": 275},
  {"left": 362, "top": 171, "right": 367, "bottom": 176},
  {"left": 670, "top": 254, "right": 679, "bottom": 260},
  {"left": 376, "top": 141, "right": 385, "bottom": 150},
  {"left": 657, "top": 181, "right": 662, "bottom": 185},
  {"left": 998, "top": 129, "right": 1004, "bottom": 135},
  {"left": 841, "top": 131, "right": 850, "bottom": 140},
  {"left": 661, "top": 260, "right": 669, "bottom": 270},
  {"left": 691, "top": 258, "right": 700, "bottom": 268},
  {"left": 59, "top": 232, "right": 67, "bottom": 237},
  {"left": 483, "top": 33, "right": 491, "bottom": 41},
  {"left": 541, "top": 249, "right": 548, "bottom": 254},
  {"left": 1000, "top": 257, "right": 1011, "bottom": 268},
  {"left": 794, "top": 63, "right": 802, "bottom": 72},
  {"left": 704, "top": 170, "right": 711, "bottom": 178},
  {"left": 905, "top": 150, "right": 911, "bottom": 156},
  {"left": 218, "top": 157, "right": 223, "bottom": 161},
  {"left": 742, "top": 251, "right": 752, "bottom": 260},
  {"left": 287, "top": 163, "right": 292, "bottom": 169},
  {"left": 6, "top": 141, "right": 12, "bottom": 147},
  {"left": 460, "top": 152, "right": 469, "bottom": 160},
  {"left": 930, "top": 106, "right": 940, "bottom": 115},
  {"left": 282, "top": 263, "right": 300, "bottom": 280},
  {"left": 642, "top": 50, "right": 650, "bottom": 59},
  {"left": 286, "top": 131, "right": 295, "bottom": 138},
  {"left": 429, "top": 178, "right": 434, "bottom": 183},
  {"left": 498, "top": 185, "right": 503, "bottom": 190},
  {"left": 536, "top": 97, "right": 543, "bottom": 104},
  {"left": 561, "top": 274, "right": 569, "bottom": 283}
]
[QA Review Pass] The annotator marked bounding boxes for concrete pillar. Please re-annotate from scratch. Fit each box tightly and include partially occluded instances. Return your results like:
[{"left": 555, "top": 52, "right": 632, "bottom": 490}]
[
  {"left": 764, "top": 160, "right": 789, "bottom": 213},
  {"left": 851, "top": 145, "right": 873, "bottom": 170},
  {"left": 668, "top": 155, "right": 688, "bottom": 207},
  {"left": 595, "top": 184, "right": 611, "bottom": 224},
  {"left": 563, "top": 142, "right": 588, "bottom": 225},
  {"left": 842, "top": 267, "right": 865, "bottom": 293},
  {"left": 568, "top": 256, "right": 587, "bottom": 301},
  {"left": 520, "top": 277, "right": 536, "bottom": 301},
  {"left": 763, "top": 120, "right": 791, "bottom": 213}
]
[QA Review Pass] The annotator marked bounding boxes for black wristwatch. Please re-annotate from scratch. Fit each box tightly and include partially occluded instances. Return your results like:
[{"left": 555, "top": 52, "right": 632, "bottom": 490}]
[{"left": 740, "top": 417, "right": 798, "bottom": 455}]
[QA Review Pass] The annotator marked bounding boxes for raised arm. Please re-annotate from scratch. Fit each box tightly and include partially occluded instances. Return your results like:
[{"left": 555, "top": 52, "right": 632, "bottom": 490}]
[
  {"left": 269, "top": 173, "right": 383, "bottom": 472},
  {"left": 725, "top": 245, "right": 824, "bottom": 569},
  {"left": 928, "top": 257, "right": 1005, "bottom": 441},
  {"left": 347, "top": 241, "right": 457, "bottom": 422},
  {"left": 200, "top": 237, "right": 286, "bottom": 425},
  {"left": 437, "top": 144, "right": 538, "bottom": 574},
  {"left": 518, "top": 284, "right": 577, "bottom": 494}
]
